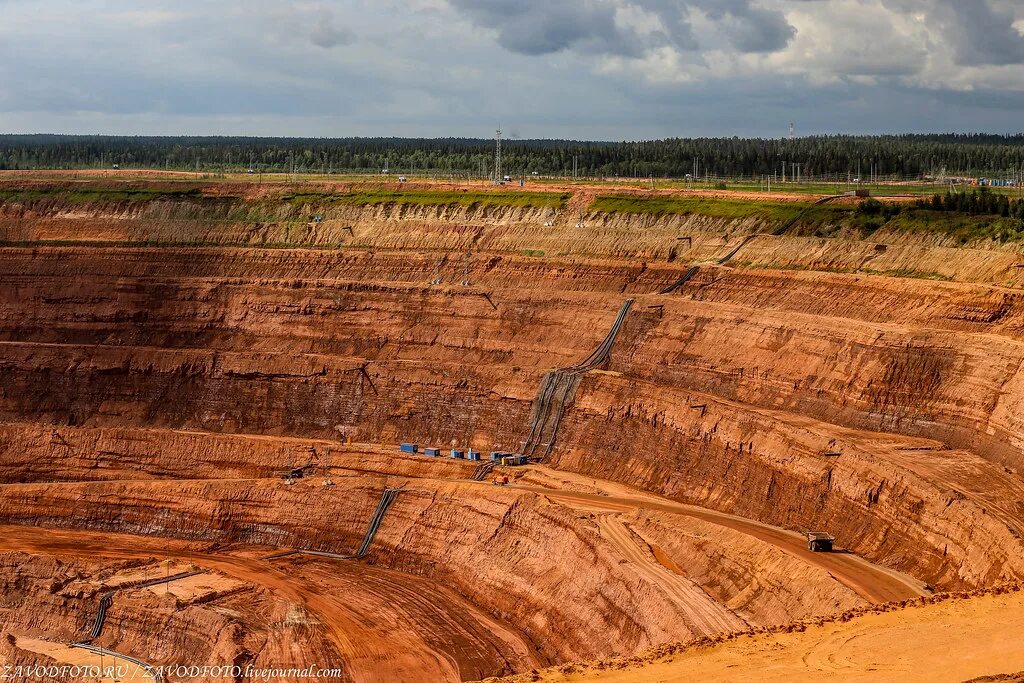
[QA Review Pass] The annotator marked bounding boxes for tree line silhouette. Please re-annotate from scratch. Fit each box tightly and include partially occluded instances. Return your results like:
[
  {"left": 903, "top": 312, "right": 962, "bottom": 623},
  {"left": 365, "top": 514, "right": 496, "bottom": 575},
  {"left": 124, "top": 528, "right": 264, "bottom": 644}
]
[{"left": 2, "top": 133, "right": 1024, "bottom": 178}]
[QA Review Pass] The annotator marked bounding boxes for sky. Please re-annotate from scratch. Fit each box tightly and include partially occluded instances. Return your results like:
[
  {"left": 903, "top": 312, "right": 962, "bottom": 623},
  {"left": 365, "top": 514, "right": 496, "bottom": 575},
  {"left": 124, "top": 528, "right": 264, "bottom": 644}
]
[{"left": 1, "top": 0, "right": 1024, "bottom": 139}]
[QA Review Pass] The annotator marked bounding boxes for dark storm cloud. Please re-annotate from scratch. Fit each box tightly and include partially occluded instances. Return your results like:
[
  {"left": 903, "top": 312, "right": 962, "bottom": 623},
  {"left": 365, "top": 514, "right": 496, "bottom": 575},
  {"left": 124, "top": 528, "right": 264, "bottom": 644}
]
[
  {"left": 448, "top": 0, "right": 794, "bottom": 56},
  {"left": 447, "top": 0, "right": 646, "bottom": 56},
  {"left": 695, "top": 0, "right": 795, "bottom": 53},
  {"left": 881, "top": 0, "right": 1024, "bottom": 66},
  {"left": 932, "top": 0, "right": 1024, "bottom": 66}
]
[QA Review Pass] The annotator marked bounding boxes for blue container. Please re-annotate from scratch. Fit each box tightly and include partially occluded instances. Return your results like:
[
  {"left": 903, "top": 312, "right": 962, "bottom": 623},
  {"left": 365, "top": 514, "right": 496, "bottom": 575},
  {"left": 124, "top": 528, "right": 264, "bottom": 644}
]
[
  {"left": 451, "top": 449, "right": 465, "bottom": 459},
  {"left": 424, "top": 447, "right": 441, "bottom": 457},
  {"left": 400, "top": 443, "right": 418, "bottom": 454},
  {"left": 516, "top": 455, "right": 529, "bottom": 466},
  {"left": 467, "top": 450, "right": 481, "bottom": 461},
  {"left": 490, "top": 451, "right": 504, "bottom": 461}
]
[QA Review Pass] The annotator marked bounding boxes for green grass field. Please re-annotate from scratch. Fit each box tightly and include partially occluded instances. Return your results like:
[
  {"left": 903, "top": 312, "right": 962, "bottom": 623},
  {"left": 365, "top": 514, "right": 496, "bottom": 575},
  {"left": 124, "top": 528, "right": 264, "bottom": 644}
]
[
  {"left": 883, "top": 211, "right": 1024, "bottom": 244},
  {"left": 0, "top": 185, "right": 570, "bottom": 211},
  {"left": 0, "top": 187, "right": 203, "bottom": 203},
  {"left": 589, "top": 192, "right": 1024, "bottom": 243}
]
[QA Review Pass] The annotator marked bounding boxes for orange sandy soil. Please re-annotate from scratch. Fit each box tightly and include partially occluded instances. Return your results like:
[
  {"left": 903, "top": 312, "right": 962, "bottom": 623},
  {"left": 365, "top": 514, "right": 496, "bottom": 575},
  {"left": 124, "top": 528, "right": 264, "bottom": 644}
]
[{"left": 490, "top": 586, "right": 1024, "bottom": 683}]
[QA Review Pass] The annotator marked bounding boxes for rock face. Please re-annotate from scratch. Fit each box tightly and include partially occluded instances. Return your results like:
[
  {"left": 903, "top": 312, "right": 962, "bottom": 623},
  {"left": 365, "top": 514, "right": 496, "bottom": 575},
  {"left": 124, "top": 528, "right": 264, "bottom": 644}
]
[{"left": 2, "top": 178, "right": 1024, "bottom": 679}]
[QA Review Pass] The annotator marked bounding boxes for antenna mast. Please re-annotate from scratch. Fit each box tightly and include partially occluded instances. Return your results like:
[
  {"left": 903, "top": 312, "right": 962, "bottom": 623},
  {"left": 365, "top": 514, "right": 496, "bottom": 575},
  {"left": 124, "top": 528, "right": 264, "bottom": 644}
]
[
  {"left": 789, "top": 122, "right": 795, "bottom": 141},
  {"left": 494, "top": 126, "right": 502, "bottom": 182}
]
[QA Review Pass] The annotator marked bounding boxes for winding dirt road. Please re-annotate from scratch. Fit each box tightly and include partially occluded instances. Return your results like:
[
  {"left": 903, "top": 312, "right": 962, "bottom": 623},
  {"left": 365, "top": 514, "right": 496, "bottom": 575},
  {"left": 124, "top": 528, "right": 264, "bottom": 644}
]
[{"left": 514, "top": 484, "right": 928, "bottom": 604}]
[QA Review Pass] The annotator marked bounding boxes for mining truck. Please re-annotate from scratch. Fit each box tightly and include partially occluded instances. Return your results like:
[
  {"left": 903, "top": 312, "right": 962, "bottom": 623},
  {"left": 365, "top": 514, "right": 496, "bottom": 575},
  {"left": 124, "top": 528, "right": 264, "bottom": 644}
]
[{"left": 806, "top": 531, "right": 835, "bottom": 552}]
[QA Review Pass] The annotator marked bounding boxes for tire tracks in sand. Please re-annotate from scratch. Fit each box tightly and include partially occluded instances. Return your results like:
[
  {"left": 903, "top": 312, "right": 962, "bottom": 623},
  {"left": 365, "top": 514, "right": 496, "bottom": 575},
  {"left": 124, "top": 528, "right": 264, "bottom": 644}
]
[{"left": 596, "top": 515, "right": 748, "bottom": 636}]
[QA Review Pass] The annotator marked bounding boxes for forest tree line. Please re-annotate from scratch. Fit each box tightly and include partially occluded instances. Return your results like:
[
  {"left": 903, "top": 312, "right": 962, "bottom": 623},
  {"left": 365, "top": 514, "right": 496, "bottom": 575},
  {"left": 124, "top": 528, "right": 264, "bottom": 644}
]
[
  {"left": 916, "top": 189, "right": 1024, "bottom": 218},
  {"left": 3, "top": 133, "right": 1024, "bottom": 179}
]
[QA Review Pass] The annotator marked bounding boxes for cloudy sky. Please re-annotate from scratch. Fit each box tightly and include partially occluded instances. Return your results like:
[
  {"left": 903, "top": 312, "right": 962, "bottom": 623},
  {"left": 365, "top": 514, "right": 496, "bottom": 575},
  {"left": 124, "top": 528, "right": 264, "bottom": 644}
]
[{"left": 2, "top": 0, "right": 1023, "bottom": 139}]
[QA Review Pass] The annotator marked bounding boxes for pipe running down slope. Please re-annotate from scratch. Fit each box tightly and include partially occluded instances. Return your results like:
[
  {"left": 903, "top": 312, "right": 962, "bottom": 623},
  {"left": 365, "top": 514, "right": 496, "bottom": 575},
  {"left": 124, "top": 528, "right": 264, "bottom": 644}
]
[
  {"left": 471, "top": 462, "right": 496, "bottom": 481},
  {"left": 661, "top": 230, "right": 763, "bottom": 296},
  {"left": 355, "top": 488, "right": 402, "bottom": 558},
  {"left": 259, "top": 489, "right": 402, "bottom": 561},
  {"left": 522, "top": 299, "right": 634, "bottom": 457},
  {"left": 659, "top": 266, "right": 700, "bottom": 294},
  {"left": 89, "top": 593, "right": 112, "bottom": 641},
  {"left": 81, "top": 569, "right": 204, "bottom": 643}
]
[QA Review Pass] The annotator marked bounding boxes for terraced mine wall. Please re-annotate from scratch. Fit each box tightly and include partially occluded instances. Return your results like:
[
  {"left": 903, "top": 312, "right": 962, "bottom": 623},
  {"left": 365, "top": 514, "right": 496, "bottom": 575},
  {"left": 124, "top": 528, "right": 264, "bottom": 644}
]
[
  {"left": 3, "top": 247, "right": 1023, "bottom": 457},
  {"left": 3, "top": 183, "right": 1024, "bottom": 595},
  {"left": 4, "top": 182, "right": 1024, "bottom": 285}
]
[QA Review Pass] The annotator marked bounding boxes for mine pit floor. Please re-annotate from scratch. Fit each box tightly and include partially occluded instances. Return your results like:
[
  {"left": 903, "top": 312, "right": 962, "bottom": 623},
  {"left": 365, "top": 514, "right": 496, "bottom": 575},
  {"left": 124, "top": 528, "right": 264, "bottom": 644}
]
[{"left": 493, "top": 585, "right": 1024, "bottom": 683}]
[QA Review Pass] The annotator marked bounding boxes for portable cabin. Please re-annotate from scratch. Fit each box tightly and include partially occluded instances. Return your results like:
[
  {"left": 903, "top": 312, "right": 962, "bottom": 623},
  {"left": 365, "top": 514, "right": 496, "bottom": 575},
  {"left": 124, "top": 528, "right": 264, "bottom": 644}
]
[
  {"left": 515, "top": 455, "right": 529, "bottom": 466},
  {"left": 467, "top": 450, "right": 481, "bottom": 461},
  {"left": 501, "top": 456, "right": 516, "bottom": 466},
  {"left": 490, "top": 451, "right": 506, "bottom": 462},
  {"left": 423, "top": 447, "right": 441, "bottom": 457},
  {"left": 399, "top": 443, "right": 418, "bottom": 454},
  {"left": 806, "top": 531, "right": 835, "bottom": 552},
  {"left": 451, "top": 449, "right": 465, "bottom": 459}
]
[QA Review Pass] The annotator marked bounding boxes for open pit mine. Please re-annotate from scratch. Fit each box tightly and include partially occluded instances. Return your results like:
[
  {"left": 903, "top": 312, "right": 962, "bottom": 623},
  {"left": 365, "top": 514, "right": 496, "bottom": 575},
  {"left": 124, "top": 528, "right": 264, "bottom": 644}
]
[{"left": 1, "top": 174, "right": 1024, "bottom": 682}]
